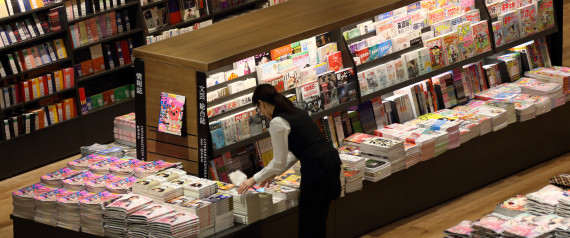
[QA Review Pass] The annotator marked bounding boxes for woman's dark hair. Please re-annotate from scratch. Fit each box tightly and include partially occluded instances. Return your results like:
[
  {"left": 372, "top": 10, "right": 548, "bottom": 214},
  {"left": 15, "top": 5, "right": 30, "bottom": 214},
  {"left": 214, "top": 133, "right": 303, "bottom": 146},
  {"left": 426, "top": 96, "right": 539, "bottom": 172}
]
[{"left": 252, "top": 84, "right": 296, "bottom": 114}]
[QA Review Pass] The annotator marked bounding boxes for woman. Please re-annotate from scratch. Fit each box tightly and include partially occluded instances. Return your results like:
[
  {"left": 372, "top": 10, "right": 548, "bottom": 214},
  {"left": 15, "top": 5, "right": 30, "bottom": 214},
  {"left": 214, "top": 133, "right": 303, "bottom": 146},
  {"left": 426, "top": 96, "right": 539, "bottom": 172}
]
[{"left": 237, "top": 84, "right": 342, "bottom": 238}]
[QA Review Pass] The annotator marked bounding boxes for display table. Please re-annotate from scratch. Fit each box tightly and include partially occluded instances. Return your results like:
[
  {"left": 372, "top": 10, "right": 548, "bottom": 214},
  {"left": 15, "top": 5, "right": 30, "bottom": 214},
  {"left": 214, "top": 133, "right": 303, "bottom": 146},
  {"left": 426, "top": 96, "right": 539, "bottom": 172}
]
[{"left": 12, "top": 103, "right": 570, "bottom": 238}]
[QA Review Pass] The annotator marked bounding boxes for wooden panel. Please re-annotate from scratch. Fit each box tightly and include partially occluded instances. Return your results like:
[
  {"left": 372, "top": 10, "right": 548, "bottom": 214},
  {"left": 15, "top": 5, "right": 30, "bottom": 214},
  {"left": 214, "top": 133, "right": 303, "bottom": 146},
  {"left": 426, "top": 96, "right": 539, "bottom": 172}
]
[
  {"left": 144, "top": 60, "right": 198, "bottom": 135},
  {"left": 148, "top": 152, "right": 199, "bottom": 176},
  {"left": 147, "top": 139, "right": 198, "bottom": 162},
  {"left": 133, "top": 0, "right": 411, "bottom": 71},
  {"left": 146, "top": 126, "right": 198, "bottom": 148}
]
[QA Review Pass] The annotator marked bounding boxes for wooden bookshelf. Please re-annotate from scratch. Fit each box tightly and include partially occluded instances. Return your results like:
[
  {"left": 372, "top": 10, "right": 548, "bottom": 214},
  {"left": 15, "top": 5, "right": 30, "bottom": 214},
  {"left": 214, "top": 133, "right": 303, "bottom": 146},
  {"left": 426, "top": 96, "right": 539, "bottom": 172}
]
[
  {"left": 0, "top": 2, "right": 64, "bottom": 24},
  {"left": 0, "top": 30, "right": 66, "bottom": 54},
  {"left": 0, "top": 87, "right": 76, "bottom": 113},
  {"left": 77, "top": 63, "right": 134, "bottom": 83},
  {"left": 68, "top": 1, "right": 140, "bottom": 24}
]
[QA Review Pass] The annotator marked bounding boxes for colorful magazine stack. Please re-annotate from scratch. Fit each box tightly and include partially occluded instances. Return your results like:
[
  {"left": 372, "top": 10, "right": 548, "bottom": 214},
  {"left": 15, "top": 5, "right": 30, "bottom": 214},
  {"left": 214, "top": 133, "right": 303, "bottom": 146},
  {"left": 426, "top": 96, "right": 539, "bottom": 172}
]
[
  {"left": 228, "top": 190, "right": 261, "bottom": 225},
  {"left": 62, "top": 171, "right": 101, "bottom": 191},
  {"left": 132, "top": 175, "right": 169, "bottom": 196},
  {"left": 105, "top": 176, "right": 138, "bottom": 194},
  {"left": 103, "top": 194, "right": 153, "bottom": 238},
  {"left": 127, "top": 204, "right": 176, "bottom": 237},
  {"left": 265, "top": 184, "right": 300, "bottom": 210},
  {"left": 511, "top": 94, "right": 552, "bottom": 116},
  {"left": 109, "top": 158, "right": 146, "bottom": 177},
  {"left": 149, "top": 212, "right": 200, "bottom": 238},
  {"left": 444, "top": 220, "right": 473, "bottom": 237},
  {"left": 12, "top": 183, "right": 54, "bottom": 219},
  {"left": 364, "top": 158, "right": 391, "bottom": 182},
  {"left": 416, "top": 118, "right": 461, "bottom": 149},
  {"left": 360, "top": 136, "right": 406, "bottom": 172},
  {"left": 79, "top": 191, "right": 123, "bottom": 236},
  {"left": 56, "top": 190, "right": 93, "bottom": 231},
  {"left": 67, "top": 154, "right": 107, "bottom": 171},
  {"left": 404, "top": 142, "right": 421, "bottom": 168},
  {"left": 177, "top": 199, "right": 215, "bottom": 236},
  {"left": 114, "top": 112, "right": 136, "bottom": 147},
  {"left": 339, "top": 154, "right": 365, "bottom": 193},
  {"left": 34, "top": 188, "right": 74, "bottom": 226},
  {"left": 40, "top": 167, "right": 82, "bottom": 188},
  {"left": 202, "top": 193, "right": 234, "bottom": 233},
  {"left": 274, "top": 170, "right": 301, "bottom": 189},
  {"left": 482, "top": 100, "right": 517, "bottom": 125},
  {"left": 134, "top": 160, "right": 180, "bottom": 178},
  {"left": 89, "top": 157, "right": 124, "bottom": 175},
  {"left": 525, "top": 185, "right": 565, "bottom": 216},
  {"left": 84, "top": 174, "right": 123, "bottom": 193},
  {"left": 183, "top": 179, "right": 218, "bottom": 199},
  {"left": 525, "top": 67, "right": 570, "bottom": 101},
  {"left": 147, "top": 182, "right": 184, "bottom": 203},
  {"left": 494, "top": 195, "right": 527, "bottom": 217},
  {"left": 80, "top": 143, "right": 124, "bottom": 157},
  {"left": 511, "top": 77, "right": 565, "bottom": 108}
]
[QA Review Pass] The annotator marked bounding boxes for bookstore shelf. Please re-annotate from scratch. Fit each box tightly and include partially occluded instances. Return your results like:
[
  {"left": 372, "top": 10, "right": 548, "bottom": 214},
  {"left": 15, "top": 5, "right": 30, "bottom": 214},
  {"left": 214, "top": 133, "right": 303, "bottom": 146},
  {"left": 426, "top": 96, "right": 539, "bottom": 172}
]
[
  {"left": 0, "top": 58, "right": 72, "bottom": 82},
  {"left": 77, "top": 63, "right": 134, "bottom": 83},
  {"left": 212, "top": 0, "right": 265, "bottom": 20},
  {"left": 0, "top": 116, "right": 81, "bottom": 148},
  {"left": 355, "top": 43, "right": 424, "bottom": 72},
  {"left": 345, "top": 32, "right": 375, "bottom": 46},
  {"left": 360, "top": 50, "right": 495, "bottom": 103},
  {"left": 208, "top": 104, "right": 254, "bottom": 122},
  {"left": 140, "top": 0, "right": 169, "bottom": 9},
  {"left": 0, "top": 30, "right": 66, "bottom": 54},
  {"left": 207, "top": 71, "right": 256, "bottom": 91},
  {"left": 0, "top": 2, "right": 64, "bottom": 24},
  {"left": 212, "top": 131, "right": 269, "bottom": 157},
  {"left": 0, "top": 87, "right": 76, "bottom": 113},
  {"left": 210, "top": 86, "right": 256, "bottom": 104},
  {"left": 68, "top": 1, "right": 140, "bottom": 24},
  {"left": 147, "top": 15, "right": 213, "bottom": 35},
  {"left": 494, "top": 27, "right": 558, "bottom": 53},
  {"left": 72, "top": 28, "right": 143, "bottom": 51},
  {"left": 310, "top": 99, "right": 360, "bottom": 120},
  {"left": 84, "top": 97, "right": 135, "bottom": 115}
]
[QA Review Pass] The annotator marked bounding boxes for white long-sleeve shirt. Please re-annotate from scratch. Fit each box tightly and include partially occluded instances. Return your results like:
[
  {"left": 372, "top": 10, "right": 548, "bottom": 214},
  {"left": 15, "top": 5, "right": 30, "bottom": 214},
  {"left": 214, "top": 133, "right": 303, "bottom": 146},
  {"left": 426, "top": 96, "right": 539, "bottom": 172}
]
[{"left": 253, "top": 117, "right": 298, "bottom": 183}]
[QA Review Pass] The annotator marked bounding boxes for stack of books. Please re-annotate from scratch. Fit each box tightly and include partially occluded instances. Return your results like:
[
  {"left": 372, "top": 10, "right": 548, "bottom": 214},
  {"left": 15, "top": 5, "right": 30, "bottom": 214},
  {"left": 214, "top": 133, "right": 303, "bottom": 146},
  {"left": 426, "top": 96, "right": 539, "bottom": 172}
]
[
  {"left": 183, "top": 179, "right": 218, "bottom": 199},
  {"left": 40, "top": 167, "right": 82, "bottom": 188},
  {"left": 202, "top": 193, "right": 234, "bottom": 233},
  {"left": 482, "top": 101, "right": 517, "bottom": 125},
  {"left": 556, "top": 195, "right": 570, "bottom": 217},
  {"left": 404, "top": 142, "right": 421, "bottom": 168},
  {"left": 398, "top": 128, "right": 436, "bottom": 161},
  {"left": 147, "top": 182, "right": 184, "bottom": 203},
  {"left": 258, "top": 193, "right": 274, "bottom": 220},
  {"left": 67, "top": 154, "right": 107, "bottom": 171},
  {"left": 132, "top": 175, "right": 168, "bottom": 196},
  {"left": 444, "top": 220, "right": 473, "bottom": 238},
  {"left": 469, "top": 214, "right": 510, "bottom": 237},
  {"left": 105, "top": 176, "right": 138, "bottom": 194},
  {"left": 364, "top": 158, "right": 391, "bottom": 182},
  {"left": 154, "top": 168, "right": 188, "bottom": 181},
  {"left": 89, "top": 157, "right": 124, "bottom": 175},
  {"left": 62, "top": 171, "right": 101, "bottom": 191},
  {"left": 84, "top": 174, "right": 123, "bottom": 193},
  {"left": 272, "top": 197, "right": 287, "bottom": 215},
  {"left": 274, "top": 170, "right": 301, "bottom": 189},
  {"left": 512, "top": 100, "right": 537, "bottom": 122},
  {"left": 12, "top": 183, "right": 54, "bottom": 219},
  {"left": 265, "top": 184, "right": 300, "bottom": 209},
  {"left": 525, "top": 67, "right": 570, "bottom": 100},
  {"left": 417, "top": 119, "right": 461, "bottom": 149},
  {"left": 56, "top": 190, "right": 92, "bottom": 231},
  {"left": 360, "top": 136, "right": 406, "bottom": 172},
  {"left": 462, "top": 114, "right": 492, "bottom": 136},
  {"left": 512, "top": 94, "right": 552, "bottom": 116},
  {"left": 229, "top": 190, "right": 260, "bottom": 224},
  {"left": 103, "top": 194, "right": 153, "bottom": 238},
  {"left": 176, "top": 199, "right": 215, "bottom": 237},
  {"left": 494, "top": 195, "right": 527, "bottom": 217},
  {"left": 525, "top": 185, "right": 565, "bottom": 216},
  {"left": 79, "top": 191, "right": 123, "bottom": 236},
  {"left": 114, "top": 113, "right": 136, "bottom": 147},
  {"left": 511, "top": 78, "right": 565, "bottom": 108},
  {"left": 109, "top": 158, "right": 146, "bottom": 177},
  {"left": 339, "top": 154, "right": 365, "bottom": 193},
  {"left": 149, "top": 212, "right": 200, "bottom": 238},
  {"left": 343, "top": 133, "right": 376, "bottom": 146},
  {"left": 127, "top": 204, "right": 175, "bottom": 237},
  {"left": 134, "top": 160, "right": 180, "bottom": 178},
  {"left": 34, "top": 188, "right": 74, "bottom": 226},
  {"left": 457, "top": 120, "right": 480, "bottom": 144}
]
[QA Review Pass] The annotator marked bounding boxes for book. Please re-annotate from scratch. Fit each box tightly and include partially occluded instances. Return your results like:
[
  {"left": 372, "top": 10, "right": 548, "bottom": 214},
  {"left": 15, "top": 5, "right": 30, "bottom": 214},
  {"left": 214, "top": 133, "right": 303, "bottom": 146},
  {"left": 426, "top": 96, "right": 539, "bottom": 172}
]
[
  {"left": 499, "top": 10, "right": 520, "bottom": 43},
  {"left": 402, "top": 50, "right": 419, "bottom": 79},
  {"left": 518, "top": 3, "right": 538, "bottom": 38},
  {"left": 158, "top": 92, "right": 185, "bottom": 136},
  {"left": 318, "top": 71, "right": 339, "bottom": 109},
  {"left": 537, "top": 0, "right": 554, "bottom": 31},
  {"left": 300, "top": 80, "right": 323, "bottom": 115},
  {"left": 327, "top": 51, "right": 343, "bottom": 71},
  {"left": 417, "top": 47, "right": 432, "bottom": 75},
  {"left": 492, "top": 21, "right": 504, "bottom": 47},
  {"left": 336, "top": 68, "right": 357, "bottom": 103},
  {"left": 425, "top": 36, "right": 445, "bottom": 70},
  {"left": 442, "top": 32, "right": 459, "bottom": 65},
  {"left": 432, "top": 19, "right": 452, "bottom": 37},
  {"left": 472, "top": 21, "right": 491, "bottom": 54}
]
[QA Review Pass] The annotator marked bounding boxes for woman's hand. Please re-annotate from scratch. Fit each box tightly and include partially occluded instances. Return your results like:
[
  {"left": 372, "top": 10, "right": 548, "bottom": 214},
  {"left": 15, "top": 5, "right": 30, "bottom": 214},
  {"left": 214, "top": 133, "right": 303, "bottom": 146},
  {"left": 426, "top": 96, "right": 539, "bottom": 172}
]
[
  {"left": 260, "top": 175, "right": 276, "bottom": 188},
  {"left": 237, "top": 177, "right": 256, "bottom": 194}
]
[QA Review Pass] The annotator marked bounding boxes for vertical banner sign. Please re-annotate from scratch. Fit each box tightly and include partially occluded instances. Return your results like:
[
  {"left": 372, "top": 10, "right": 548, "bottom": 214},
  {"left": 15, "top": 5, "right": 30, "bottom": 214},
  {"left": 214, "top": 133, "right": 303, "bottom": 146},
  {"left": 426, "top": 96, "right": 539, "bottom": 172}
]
[
  {"left": 135, "top": 59, "right": 147, "bottom": 161},
  {"left": 197, "top": 72, "right": 209, "bottom": 178}
]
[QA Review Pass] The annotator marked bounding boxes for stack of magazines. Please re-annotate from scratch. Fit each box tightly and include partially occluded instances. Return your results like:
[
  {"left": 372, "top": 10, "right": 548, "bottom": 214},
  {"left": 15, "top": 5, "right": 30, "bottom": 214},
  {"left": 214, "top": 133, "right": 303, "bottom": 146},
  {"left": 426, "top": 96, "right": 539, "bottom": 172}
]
[
  {"left": 265, "top": 184, "right": 299, "bottom": 209},
  {"left": 404, "top": 142, "right": 420, "bottom": 168},
  {"left": 556, "top": 195, "right": 570, "bottom": 217},
  {"left": 343, "top": 133, "right": 376, "bottom": 146},
  {"left": 202, "top": 193, "right": 234, "bottom": 233},
  {"left": 493, "top": 195, "right": 527, "bottom": 217},
  {"left": 109, "top": 158, "right": 146, "bottom": 177},
  {"left": 114, "top": 113, "right": 136, "bottom": 147},
  {"left": 444, "top": 220, "right": 473, "bottom": 238},
  {"left": 103, "top": 194, "right": 153, "bottom": 238},
  {"left": 106, "top": 176, "right": 138, "bottom": 194},
  {"left": 40, "top": 167, "right": 82, "bottom": 188},
  {"left": 34, "top": 188, "right": 74, "bottom": 226},
  {"left": 511, "top": 94, "right": 552, "bottom": 116},
  {"left": 417, "top": 119, "right": 461, "bottom": 149},
  {"left": 134, "top": 160, "right": 180, "bottom": 178},
  {"left": 56, "top": 190, "right": 93, "bottom": 231},
  {"left": 132, "top": 175, "right": 168, "bottom": 196},
  {"left": 183, "top": 179, "right": 218, "bottom": 199},
  {"left": 67, "top": 154, "right": 107, "bottom": 171},
  {"left": 512, "top": 100, "right": 537, "bottom": 122},
  {"left": 79, "top": 191, "right": 123, "bottom": 236},
  {"left": 81, "top": 143, "right": 123, "bottom": 157},
  {"left": 147, "top": 182, "right": 184, "bottom": 202},
  {"left": 339, "top": 154, "right": 365, "bottom": 193},
  {"left": 512, "top": 77, "right": 565, "bottom": 107},
  {"left": 127, "top": 204, "right": 175, "bottom": 237},
  {"left": 275, "top": 170, "right": 301, "bottom": 189},
  {"left": 483, "top": 101, "right": 517, "bottom": 124},
  {"left": 258, "top": 192, "right": 274, "bottom": 220},
  {"left": 472, "top": 107, "right": 508, "bottom": 132},
  {"left": 229, "top": 190, "right": 260, "bottom": 224},
  {"left": 62, "top": 171, "right": 101, "bottom": 191},
  {"left": 154, "top": 168, "right": 187, "bottom": 181},
  {"left": 469, "top": 214, "right": 510, "bottom": 237},
  {"left": 360, "top": 136, "right": 406, "bottom": 173},
  {"left": 457, "top": 120, "right": 480, "bottom": 144},
  {"left": 84, "top": 174, "right": 123, "bottom": 193},
  {"left": 364, "top": 158, "right": 391, "bottom": 182},
  {"left": 90, "top": 157, "right": 124, "bottom": 175},
  {"left": 149, "top": 212, "right": 200, "bottom": 238},
  {"left": 12, "top": 183, "right": 54, "bottom": 219},
  {"left": 272, "top": 197, "right": 286, "bottom": 215},
  {"left": 178, "top": 199, "right": 215, "bottom": 237},
  {"left": 525, "top": 185, "right": 565, "bottom": 216}
]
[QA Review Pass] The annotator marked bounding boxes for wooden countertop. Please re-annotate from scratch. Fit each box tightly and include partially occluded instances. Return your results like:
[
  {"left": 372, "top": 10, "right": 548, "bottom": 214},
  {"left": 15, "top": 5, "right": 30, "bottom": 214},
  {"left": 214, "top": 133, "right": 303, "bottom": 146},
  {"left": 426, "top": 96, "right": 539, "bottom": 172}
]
[{"left": 133, "top": 0, "right": 412, "bottom": 72}]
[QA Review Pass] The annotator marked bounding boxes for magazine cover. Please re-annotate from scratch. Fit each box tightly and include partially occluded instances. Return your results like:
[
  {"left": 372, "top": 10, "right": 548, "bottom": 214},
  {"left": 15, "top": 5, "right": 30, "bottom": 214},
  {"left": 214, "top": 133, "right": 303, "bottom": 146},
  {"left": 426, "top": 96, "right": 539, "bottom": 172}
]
[
  {"left": 154, "top": 212, "right": 198, "bottom": 225},
  {"left": 411, "top": 11, "right": 427, "bottom": 29},
  {"left": 472, "top": 21, "right": 492, "bottom": 54},
  {"left": 458, "top": 22, "right": 475, "bottom": 60},
  {"left": 363, "top": 69, "right": 379, "bottom": 93},
  {"left": 79, "top": 190, "right": 122, "bottom": 205},
  {"left": 109, "top": 159, "right": 145, "bottom": 175},
  {"left": 432, "top": 19, "right": 452, "bottom": 37},
  {"left": 385, "top": 62, "right": 397, "bottom": 86},
  {"left": 34, "top": 188, "right": 74, "bottom": 202},
  {"left": 106, "top": 176, "right": 138, "bottom": 191},
  {"left": 106, "top": 193, "right": 152, "bottom": 210},
  {"left": 134, "top": 160, "right": 177, "bottom": 174},
  {"left": 318, "top": 71, "right": 340, "bottom": 109},
  {"left": 327, "top": 51, "right": 343, "bottom": 71},
  {"left": 89, "top": 157, "right": 122, "bottom": 172},
  {"left": 442, "top": 32, "right": 460, "bottom": 65},
  {"left": 492, "top": 21, "right": 504, "bottom": 47},
  {"left": 336, "top": 68, "right": 357, "bottom": 103},
  {"left": 57, "top": 190, "right": 93, "bottom": 204},
  {"left": 450, "top": 15, "right": 465, "bottom": 31},
  {"left": 518, "top": 3, "right": 538, "bottom": 38},
  {"left": 378, "top": 40, "right": 393, "bottom": 58},
  {"left": 84, "top": 174, "right": 123, "bottom": 188},
  {"left": 394, "top": 15, "right": 413, "bottom": 35},
  {"left": 537, "top": 0, "right": 554, "bottom": 31},
  {"left": 402, "top": 51, "right": 420, "bottom": 79},
  {"left": 427, "top": 8, "right": 446, "bottom": 25},
  {"left": 418, "top": 47, "right": 432, "bottom": 75},
  {"left": 13, "top": 183, "right": 54, "bottom": 199},
  {"left": 158, "top": 92, "right": 185, "bottom": 136},
  {"left": 487, "top": 2, "right": 502, "bottom": 18},
  {"left": 425, "top": 37, "right": 446, "bottom": 70},
  {"left": 445, "top": 5, "right": 461, "bottom": 18},
  {"left": 374, "top": 64, "right": 390, "bottom": 89},
  {"left": 421, "top": 0, "right": 437, "bottom": 11},
  {"left": 41, "top": 167, "right": 81, "bottom": 182},
  {"left": 393, "top": 34, "right": 410, "bottom": 51},
  {"left": 393, "top": 59, "right": 407, "bottom": 83},
  {"left": 376, "top": 20, "right": 396, "bottom": 42},
  {"left": 62, "top": 171, "right": 102, "bottom": 187},
  {"left": 300, "top": 80, "right": 323, "bottom": 114},
  {"left": 465, "top": 9, "right": 481, "bottom": 22},
  {"left": 67, "top": 154, "right": 107, "bottom": 170},
  {"left": 499, "top": 10, "right": 520, "bottom": 43},
  {"left": 209, "top": 121, "right": 225, "bottom": 150}
]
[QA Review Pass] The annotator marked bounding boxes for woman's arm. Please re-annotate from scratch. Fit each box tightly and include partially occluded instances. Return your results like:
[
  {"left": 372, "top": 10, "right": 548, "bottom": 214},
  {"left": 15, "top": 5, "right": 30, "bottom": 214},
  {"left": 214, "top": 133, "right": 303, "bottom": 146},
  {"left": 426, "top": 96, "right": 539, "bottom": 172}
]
[{"left": 253, "top": 117, "right": 298, "bottom": 183}]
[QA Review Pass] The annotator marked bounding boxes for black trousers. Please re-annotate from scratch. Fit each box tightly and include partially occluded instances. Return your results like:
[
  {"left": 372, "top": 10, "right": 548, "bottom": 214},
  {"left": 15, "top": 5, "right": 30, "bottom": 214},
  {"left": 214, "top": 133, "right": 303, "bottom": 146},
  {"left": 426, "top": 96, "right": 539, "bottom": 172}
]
[{"left": 298, "top": 167, "right": 341, "bottom": 238}]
